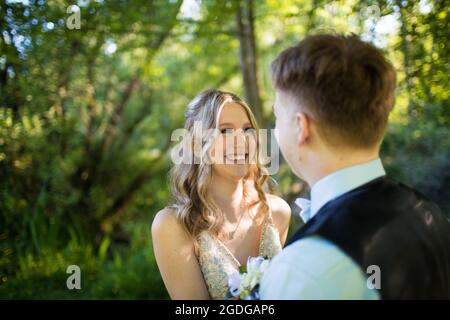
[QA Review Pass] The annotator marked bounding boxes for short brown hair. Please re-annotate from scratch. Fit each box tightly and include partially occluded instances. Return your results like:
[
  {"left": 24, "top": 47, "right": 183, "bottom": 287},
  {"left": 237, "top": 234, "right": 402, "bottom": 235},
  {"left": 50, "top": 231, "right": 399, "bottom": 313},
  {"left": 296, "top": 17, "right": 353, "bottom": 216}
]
[{"left": 271, "top": 34, "right": 396, "bottom": 148}]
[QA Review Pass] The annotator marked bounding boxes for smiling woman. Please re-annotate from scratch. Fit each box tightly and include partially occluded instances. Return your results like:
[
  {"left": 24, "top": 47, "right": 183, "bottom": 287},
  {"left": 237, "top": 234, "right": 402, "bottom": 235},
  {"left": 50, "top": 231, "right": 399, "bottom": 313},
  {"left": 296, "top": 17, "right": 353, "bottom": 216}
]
[
  {"left": 1, "top": 0, "right": 447, "bottom": 304},
  {"left": 212, "top": 102, "right": 257, "bottom": 175},
  {"left": 151, "top": 89, "right": 291, "bottom": 299}
]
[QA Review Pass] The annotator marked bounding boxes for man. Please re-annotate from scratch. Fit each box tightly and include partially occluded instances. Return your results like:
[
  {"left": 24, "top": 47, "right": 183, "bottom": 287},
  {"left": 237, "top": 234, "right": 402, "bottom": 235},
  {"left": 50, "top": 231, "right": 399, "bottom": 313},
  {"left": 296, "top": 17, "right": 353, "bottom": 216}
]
[{"left": 260, "top": 34, "right": 450, "bottom": 299}]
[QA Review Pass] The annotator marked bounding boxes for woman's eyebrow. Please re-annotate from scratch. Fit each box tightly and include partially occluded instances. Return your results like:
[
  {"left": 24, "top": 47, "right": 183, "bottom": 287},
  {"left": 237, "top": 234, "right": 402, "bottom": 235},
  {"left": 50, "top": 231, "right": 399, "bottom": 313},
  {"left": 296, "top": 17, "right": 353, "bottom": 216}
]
[
  {"left": 219, "top": 122, "right": 252, "bottom": 128},
  {"left": 219, "top": 122, "right": 234, "bottom": 128}
]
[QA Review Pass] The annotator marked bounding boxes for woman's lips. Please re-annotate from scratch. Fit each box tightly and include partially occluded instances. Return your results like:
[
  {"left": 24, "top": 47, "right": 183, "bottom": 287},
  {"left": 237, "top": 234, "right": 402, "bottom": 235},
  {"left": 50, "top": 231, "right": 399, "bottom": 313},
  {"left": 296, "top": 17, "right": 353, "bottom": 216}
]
[{"left": 224, "top": 153, "right": 248, "bottom": 163}]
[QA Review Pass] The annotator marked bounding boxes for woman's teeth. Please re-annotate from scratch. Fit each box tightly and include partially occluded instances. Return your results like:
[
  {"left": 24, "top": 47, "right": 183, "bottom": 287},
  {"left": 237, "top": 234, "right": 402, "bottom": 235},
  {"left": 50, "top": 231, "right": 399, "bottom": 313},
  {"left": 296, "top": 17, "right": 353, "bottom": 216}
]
[{"left": 226, "top": 154, "right": 247, "bottom": 161}]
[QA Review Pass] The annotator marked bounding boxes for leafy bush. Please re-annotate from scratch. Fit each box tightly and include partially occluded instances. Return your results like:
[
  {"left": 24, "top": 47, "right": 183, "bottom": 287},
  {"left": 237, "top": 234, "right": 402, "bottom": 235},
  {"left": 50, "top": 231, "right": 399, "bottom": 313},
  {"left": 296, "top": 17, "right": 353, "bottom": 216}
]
[{"left": 382, "top": 121, "right": 450, "bottom": 215}]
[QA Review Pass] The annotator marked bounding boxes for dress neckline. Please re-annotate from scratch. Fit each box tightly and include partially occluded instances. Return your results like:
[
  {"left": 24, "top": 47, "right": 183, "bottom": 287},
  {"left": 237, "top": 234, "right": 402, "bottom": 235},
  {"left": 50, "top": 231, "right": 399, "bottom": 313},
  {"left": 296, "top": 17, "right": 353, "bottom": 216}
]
[{"left": 209, "top": 209, "right": 271, "bottom": 267}]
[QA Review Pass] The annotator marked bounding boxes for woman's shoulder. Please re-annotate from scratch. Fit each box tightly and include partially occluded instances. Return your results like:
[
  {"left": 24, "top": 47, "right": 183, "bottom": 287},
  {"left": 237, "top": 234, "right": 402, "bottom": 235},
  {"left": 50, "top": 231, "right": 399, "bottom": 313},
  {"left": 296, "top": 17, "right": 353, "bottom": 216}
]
[
  {"left": 151, "top": 206, "right": 190, "bottom": 241},
  {"left": 265, "top": 194, "right": 291, "bottom": 245},
  {"left": 265, "top": 194, "right": 291, "bottom": 222},
  {"left": 266, "top": 194, "right": 291, "bottom": 214},
  {"left": 152, "top": 206, "right": 177, "bottom": 228}
]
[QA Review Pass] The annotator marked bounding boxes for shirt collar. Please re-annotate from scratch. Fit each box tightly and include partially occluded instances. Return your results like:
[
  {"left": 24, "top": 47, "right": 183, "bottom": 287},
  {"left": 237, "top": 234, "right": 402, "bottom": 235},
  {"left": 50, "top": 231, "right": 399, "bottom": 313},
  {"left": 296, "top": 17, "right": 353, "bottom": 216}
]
[{"left": 308, "top": 158, "right": 386, "bottom": 219}]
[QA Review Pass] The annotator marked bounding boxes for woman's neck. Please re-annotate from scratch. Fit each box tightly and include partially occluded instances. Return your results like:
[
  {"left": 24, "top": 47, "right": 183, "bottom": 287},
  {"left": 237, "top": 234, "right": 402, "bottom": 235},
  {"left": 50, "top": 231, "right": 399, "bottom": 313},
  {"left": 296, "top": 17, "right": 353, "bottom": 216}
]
[{"left": 209, "top": 171, "right": 245, "bottom": 223}]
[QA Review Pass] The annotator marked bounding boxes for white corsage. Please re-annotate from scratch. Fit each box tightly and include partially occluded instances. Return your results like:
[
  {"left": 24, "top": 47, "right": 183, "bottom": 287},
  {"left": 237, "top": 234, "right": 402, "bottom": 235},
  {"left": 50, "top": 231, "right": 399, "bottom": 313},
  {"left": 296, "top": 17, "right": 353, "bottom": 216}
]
[{"left": 225, "top": 256, "right": 270, "bottom": 300}]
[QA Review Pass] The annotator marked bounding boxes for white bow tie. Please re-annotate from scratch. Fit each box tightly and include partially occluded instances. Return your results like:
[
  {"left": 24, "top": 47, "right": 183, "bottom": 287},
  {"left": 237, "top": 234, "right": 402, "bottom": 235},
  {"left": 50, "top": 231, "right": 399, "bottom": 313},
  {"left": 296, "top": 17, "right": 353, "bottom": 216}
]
[{"left": 295, "top": 198, "right": 311, "bottom": 223}]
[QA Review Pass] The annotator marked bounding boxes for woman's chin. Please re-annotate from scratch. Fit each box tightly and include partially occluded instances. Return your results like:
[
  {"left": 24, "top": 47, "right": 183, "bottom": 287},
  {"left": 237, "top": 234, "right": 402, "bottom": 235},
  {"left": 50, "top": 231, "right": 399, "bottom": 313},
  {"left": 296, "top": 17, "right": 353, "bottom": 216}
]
[
  {"left": 215, "top": 164, "right": 250, "bottom": 180},
  {"left": 228, "top": 164, "right": 250, "bottom": 179}
]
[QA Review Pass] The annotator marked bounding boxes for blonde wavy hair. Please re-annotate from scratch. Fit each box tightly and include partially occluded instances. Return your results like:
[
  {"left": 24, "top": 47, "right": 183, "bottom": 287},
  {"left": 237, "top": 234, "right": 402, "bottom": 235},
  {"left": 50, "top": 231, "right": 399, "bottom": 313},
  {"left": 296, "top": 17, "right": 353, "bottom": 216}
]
[{"left": 169, "top": 89, "right": 270, "bottom": 242}]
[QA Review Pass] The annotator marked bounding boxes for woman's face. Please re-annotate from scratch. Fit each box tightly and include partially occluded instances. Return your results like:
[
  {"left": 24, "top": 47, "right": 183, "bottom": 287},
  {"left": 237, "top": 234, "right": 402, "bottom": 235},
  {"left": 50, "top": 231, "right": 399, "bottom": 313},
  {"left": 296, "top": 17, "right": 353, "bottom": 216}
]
[{"left": 210, "top": 102, "right": 257, "bottom": 180}]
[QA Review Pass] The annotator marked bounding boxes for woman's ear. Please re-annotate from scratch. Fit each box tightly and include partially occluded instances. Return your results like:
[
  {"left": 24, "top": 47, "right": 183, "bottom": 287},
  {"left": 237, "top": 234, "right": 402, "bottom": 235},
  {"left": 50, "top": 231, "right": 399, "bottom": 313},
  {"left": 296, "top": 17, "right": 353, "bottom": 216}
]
[
  {"left": 295, "top": 112, "right": 310, "bottom": 146},
  {"left": 206, "top": 145, "right": 217, "bottom": 165}
]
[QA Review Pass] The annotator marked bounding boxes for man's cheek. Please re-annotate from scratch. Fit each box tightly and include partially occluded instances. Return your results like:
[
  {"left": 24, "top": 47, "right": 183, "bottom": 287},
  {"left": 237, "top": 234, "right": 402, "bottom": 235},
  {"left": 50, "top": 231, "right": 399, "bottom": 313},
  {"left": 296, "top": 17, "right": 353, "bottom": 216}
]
[
  {"left": 274, "top": 126, "right": 280, "bottom": 144},
  {"left": 276, "top": 128, "right": 289, "bottom": 154}
]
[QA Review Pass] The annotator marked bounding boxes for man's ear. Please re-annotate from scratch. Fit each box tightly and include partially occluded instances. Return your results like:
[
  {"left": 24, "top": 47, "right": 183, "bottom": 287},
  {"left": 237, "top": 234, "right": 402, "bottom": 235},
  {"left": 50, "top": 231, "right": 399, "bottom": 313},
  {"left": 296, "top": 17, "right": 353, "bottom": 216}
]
[{"left": 294, "top": 112, "right": 310, "bottom": 146}]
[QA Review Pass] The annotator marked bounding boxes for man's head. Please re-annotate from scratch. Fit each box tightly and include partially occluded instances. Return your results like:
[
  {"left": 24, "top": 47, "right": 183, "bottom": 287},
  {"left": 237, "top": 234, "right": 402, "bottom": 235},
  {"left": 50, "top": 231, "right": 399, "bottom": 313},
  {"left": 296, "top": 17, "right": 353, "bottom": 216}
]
[{"left": 271, "top": 34, "right": 396, "bottom": 182}]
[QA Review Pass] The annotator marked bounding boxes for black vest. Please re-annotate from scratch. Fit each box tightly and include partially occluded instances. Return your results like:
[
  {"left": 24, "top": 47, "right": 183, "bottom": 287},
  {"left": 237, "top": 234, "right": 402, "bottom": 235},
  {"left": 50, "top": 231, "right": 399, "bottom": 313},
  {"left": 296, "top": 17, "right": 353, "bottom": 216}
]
[{"left": 286, "top": 177, "right": 450, "bottom": 299}]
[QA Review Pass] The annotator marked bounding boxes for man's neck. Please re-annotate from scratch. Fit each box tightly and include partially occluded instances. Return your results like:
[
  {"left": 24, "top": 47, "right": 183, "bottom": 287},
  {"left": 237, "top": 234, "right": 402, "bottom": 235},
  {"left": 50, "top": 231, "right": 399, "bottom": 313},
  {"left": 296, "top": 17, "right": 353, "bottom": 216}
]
[
  {"left": 308, "top": 157, "right": 386, "bottom": 217},
  {"left": 306, "top": 151, "right": 380, "bottom": 187}
]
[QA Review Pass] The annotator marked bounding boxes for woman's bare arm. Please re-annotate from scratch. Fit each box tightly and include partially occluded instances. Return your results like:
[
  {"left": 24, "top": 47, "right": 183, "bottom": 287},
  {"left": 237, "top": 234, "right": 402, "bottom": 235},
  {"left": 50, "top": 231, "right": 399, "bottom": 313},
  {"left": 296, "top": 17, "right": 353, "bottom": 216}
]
[{"left": 151, "top": 207, "right": 210, "bottom": 299}]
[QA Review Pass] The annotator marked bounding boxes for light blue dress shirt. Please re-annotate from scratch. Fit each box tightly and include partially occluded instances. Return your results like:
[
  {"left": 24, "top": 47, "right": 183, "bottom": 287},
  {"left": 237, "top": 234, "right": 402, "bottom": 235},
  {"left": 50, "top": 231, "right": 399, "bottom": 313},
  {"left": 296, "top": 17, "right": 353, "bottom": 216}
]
[{"left": 260, "top": 158, "right": 386, "bottom": 300}]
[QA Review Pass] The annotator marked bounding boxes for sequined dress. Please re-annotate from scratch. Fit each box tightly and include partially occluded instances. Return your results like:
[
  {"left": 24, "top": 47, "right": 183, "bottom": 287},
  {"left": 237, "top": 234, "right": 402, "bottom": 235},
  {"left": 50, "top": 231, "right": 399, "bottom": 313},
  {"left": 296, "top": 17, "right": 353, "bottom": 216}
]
[{"left": 196, "top": 208, "right": 282, "bottom": 300}]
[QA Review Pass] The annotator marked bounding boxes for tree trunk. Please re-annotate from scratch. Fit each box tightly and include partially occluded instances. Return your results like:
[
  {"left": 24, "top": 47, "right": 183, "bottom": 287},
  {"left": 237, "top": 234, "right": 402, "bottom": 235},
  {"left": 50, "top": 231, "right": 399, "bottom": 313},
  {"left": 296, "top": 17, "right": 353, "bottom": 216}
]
[
  {"left": 236, "top": 0, "right": 265, "bottom": 126},
  {"left": 397, "top": 0, "right": 415, "bottom": 119},
  {"left": 306, "top": 0, "right": 319, "bottom": 32}
]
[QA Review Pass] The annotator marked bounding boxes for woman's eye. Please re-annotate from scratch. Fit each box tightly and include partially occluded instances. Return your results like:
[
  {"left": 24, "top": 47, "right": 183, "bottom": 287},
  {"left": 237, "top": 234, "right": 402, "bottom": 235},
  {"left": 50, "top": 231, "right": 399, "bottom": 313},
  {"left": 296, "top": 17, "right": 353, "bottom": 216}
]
[
  {"left": 221, "top": 128, "right": 234, "bottom": 134},
  {"left": 244, "top": 127, "right": 254, "bottom": 132}
]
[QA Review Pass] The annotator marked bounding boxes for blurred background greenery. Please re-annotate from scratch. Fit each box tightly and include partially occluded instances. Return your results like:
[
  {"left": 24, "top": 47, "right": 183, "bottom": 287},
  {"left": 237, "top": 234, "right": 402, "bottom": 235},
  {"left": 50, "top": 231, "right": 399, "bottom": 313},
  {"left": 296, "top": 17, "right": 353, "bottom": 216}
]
[{"left": 0, "top": 0, "right": 448, "bottom": 299}]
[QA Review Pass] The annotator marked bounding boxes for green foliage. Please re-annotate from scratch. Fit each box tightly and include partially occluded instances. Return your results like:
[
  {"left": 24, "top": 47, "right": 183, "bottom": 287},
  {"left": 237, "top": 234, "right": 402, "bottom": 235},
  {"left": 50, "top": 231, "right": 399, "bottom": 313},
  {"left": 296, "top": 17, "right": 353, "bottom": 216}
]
[
  {"left": 0, "top": 0, "right": 448, "bottom": 299},
  {"left": 382, "top": 121, "right": 450, "bottom": 213},
  {"left": 0, "top": 225, "right": 168, "bottom": 299}
]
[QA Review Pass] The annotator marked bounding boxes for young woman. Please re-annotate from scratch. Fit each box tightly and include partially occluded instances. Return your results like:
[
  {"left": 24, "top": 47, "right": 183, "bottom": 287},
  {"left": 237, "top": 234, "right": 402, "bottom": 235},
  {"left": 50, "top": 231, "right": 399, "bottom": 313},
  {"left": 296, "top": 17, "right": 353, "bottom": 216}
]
[{"left": 151, "top": 89, "right": 291, "bottom": 299}]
